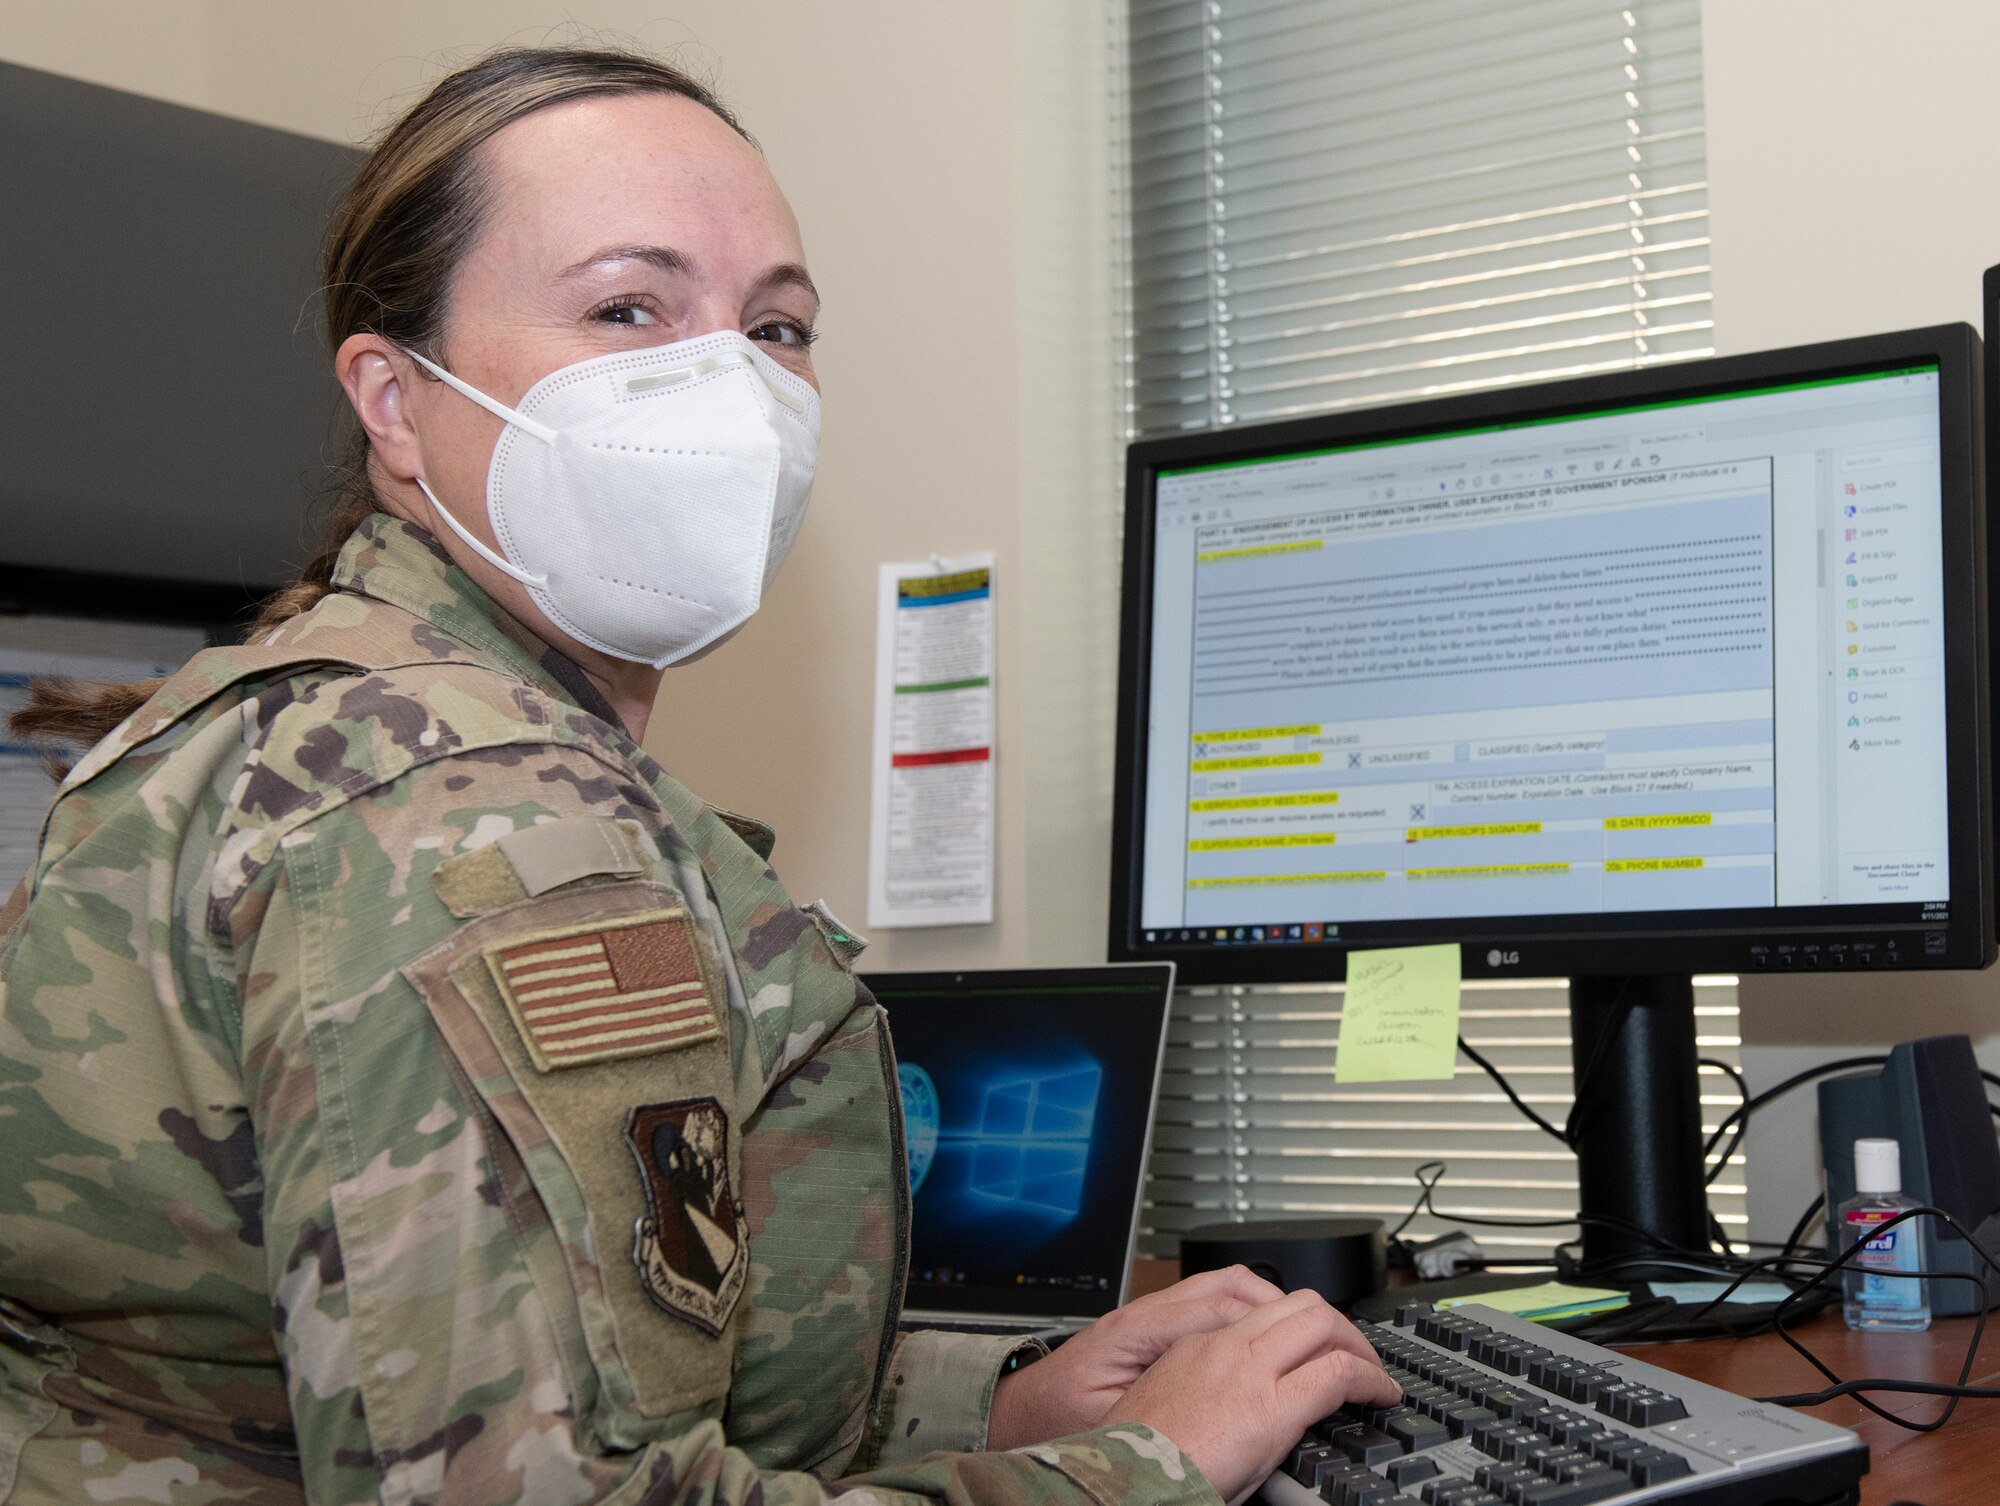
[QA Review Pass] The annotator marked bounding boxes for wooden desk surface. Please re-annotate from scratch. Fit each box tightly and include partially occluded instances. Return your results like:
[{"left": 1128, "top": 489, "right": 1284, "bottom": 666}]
[
  {"left": 1130, "top": 1261, "right": 1992, "bottom": 1504},
  {"left": 1624, "top": 1313, "right": 1998, "bottom": 1506}
]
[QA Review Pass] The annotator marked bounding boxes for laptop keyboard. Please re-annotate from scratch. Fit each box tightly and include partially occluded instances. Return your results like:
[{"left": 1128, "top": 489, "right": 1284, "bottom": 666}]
[{"left": 1255, "top": 1302, "right": 1866, "bottom": 1506}]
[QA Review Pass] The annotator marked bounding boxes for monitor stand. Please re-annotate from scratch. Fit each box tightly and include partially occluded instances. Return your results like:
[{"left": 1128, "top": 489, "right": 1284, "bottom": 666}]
[{"left": 1568, "top": 975, "right": 1711, "bottom": 1277}]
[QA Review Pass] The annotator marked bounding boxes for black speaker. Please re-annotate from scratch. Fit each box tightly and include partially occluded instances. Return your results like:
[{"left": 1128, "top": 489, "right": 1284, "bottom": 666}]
[
  {"left": 1178, "top": 1217, "right": 1387, "bottom": 1307},
  {"left": 1819, "top": 1034, "right": 2000, "bottom": 1316}
]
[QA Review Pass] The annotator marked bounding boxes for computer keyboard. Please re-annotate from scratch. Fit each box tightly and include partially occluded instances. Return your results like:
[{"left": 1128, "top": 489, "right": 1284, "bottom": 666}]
[{"left": 1256, "top": 1302, "right": 1867, "bottom": 1506}]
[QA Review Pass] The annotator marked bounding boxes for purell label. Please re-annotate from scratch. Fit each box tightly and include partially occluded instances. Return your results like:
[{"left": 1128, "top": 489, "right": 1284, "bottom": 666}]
[{"left": 1847, "top": 1209, "right": 1899, "bottom": 1253}]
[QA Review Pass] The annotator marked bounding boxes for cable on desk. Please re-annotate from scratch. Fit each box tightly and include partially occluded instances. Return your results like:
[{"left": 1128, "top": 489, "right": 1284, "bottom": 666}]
[
  {"left": 1407, "top": 1057, "right": 2000, "bottom": 1434},
  {"left": 1752, "top": 1204, "right": 2000, "bottom": 1433}
]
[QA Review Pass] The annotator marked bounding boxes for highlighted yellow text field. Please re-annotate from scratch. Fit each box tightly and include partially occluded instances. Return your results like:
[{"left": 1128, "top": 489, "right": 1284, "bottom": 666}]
[
  {"left": 1190, "top": 752, "right": 1322, "bottom": 773},
  {"left": 1190, "top": 792, "right": 1341, "bottom": 812}
]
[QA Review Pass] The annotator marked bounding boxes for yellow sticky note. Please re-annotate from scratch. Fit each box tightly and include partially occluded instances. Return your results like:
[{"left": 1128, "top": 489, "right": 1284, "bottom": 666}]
[
  {"left": 1335, "top": 943, "right": 1461, "bottom": 1083},
  {"left": 1437, "top": 1282, "right": 1628, "bottom": 1320}
]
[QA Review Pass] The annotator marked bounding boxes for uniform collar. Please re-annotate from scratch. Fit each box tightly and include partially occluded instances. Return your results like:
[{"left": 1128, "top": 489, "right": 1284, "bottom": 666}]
[{"left": 330, "top": 512, "right": 626, "bottom": 730}]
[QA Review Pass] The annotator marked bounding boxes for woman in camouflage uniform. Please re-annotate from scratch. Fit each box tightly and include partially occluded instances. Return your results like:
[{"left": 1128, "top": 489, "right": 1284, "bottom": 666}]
[{"left": 0, "top": 47, "right": 1394, "bottom": 1506}]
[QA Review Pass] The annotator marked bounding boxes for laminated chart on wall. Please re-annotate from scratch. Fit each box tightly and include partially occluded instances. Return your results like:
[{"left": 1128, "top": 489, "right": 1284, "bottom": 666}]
[
  {"left": 0, "top": 615, "right": 206, "bottom": 895},
  {"left": 868, "top": 555, "right": 996, "bottom": 928}
]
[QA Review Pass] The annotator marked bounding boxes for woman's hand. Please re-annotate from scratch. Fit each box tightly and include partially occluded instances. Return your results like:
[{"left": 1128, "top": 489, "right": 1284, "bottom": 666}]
[
  {"left": 1097, "top": 1288, "right": 1401, "bottom": 1506},
  {"left": 986, "top": 1265, "right": 1285, "bottom": 1449}
]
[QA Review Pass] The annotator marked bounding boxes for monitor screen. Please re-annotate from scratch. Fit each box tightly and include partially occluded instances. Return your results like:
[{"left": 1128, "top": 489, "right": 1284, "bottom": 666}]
[
  {"left": 867, "top": 966, "right": 1172, "bottom": 1320},
  {"left": 1111, "top": 327, "right": 1992, "bottom": 982}
]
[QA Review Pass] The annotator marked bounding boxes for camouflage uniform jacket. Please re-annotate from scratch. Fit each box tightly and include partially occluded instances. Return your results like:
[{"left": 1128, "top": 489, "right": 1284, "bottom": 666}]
[{"left": 0, "top": 515, "right": 1217, "bottom": 1506}]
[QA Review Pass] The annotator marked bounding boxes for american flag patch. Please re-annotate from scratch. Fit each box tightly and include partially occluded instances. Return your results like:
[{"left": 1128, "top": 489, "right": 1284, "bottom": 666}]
[{"left": 484, "top": 909, "right": 720, "bottom": 1071}]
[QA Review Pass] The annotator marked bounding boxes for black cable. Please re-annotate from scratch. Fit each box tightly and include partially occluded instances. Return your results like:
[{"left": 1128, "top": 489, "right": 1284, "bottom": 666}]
[
  {"left": 1700, "top": 1056, "right": 1750, "bottom": 1191},
  {"left": 1563, "top": 979, "right": 1633, "bottom": 1145},
  {"left": 1701, "top": 1055, "right": 1888, "bottom": 1164},
  {"left": 1698, "top": 1056, "right": 1750, "bottom": 1253},
  {"left": 1456, "top": 1035, "right": 1568, "bottom": 1145},
  {"left": 1423, "top": 1052, "right": 2000, "bottom": 1432},
  {"left": 1386, "top": 1161, "right": 1446, "bottom": 1246},
  {"left": 1756, "top": 1204, "right": 1998, "bottom": 1432},
  {"left": 1779, "top": 1193, "right": 1827, "bottom": 1264},
  {"left": 1392, "top": 1163, "right": 1762, "bottom": 1269}
]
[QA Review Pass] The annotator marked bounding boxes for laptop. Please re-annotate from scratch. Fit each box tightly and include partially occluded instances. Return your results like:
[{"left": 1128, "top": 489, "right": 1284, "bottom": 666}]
[{"left": 865, "top": 963, "right": 1176, "bottom": 1339}]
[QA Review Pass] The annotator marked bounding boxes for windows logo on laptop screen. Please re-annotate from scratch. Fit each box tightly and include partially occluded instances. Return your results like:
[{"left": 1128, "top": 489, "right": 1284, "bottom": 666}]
[{"left": 869, "top": 966, "right": 1173, "bottom": 1323}]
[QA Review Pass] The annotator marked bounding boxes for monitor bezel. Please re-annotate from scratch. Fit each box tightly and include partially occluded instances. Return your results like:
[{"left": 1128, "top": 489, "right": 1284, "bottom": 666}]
[
  {"left": 1108, "top": 324, "right": 1993, "bottom": 984},
  {"left": 865, "top": 962, "right": 1176, "bottom": 1321}
]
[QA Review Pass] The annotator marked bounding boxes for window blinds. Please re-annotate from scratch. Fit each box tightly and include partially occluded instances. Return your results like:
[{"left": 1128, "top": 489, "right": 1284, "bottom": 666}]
[
  {"left": 1120, "top": 0, "right": 1714, "bottom": 438},
  {"left": 1143, "top": 978, "right": 1747, "bottom": 1260},
  {"left": 1115, "top": 0, "right": 1737, "bottom": 1261}
]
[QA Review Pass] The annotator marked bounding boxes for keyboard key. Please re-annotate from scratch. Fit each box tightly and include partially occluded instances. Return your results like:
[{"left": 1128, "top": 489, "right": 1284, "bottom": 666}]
[
  {"left": 1385, "top": 1412, "right": 1451, "bottom": 1453},
  {"left": 1415, "top": 1315, "right": 1472, "bottom": 1351},
  {"left": 1565, "top": 1426, "right": 1620, "bottom": 1458},
  {"left": 1477, "top": 1386, "right": 1536, "bottom": 1421},
  {"left": 1395, "top": 1302, "right": 1433, "bottom": 1327},
  {"left": 1541, "top": 1410, "right": 1596, "bottom": 1445},
  {"left": 1484, "top": 1344, "right": 1532, "bottom": 1376},
  {"left": 1286, "top": 1443, "right": 1338, "bottom": 1483},
  {"left": 1623, "top": 1446, "right": 1693, "bottom": 1486},
  {"left": 1422, "top": 1482, "right": 1500, "bottom": 1506},
  {"left": 1517, "top": 1467, "right": 1629, "bottom": 1505},
  {"left": 1474, "top": 1461, "right": 1541, "bottom": 1499},
  {"left": 1326, "top": 1422, "right": 1404, "bottom": 1466},
  {"left": 1593, "top": 1384, "right": 1689, "bottom": 1427},
  {"left": 1541, "top": 1450, "right": 1596, "bottom": 1479},
  {"left": 1444, "top": 1404, "right": 1496, "bottom": 1438},
  {"left": 1312, "top": 1456, "right": 1376, "bottom": 1496},
  {"left": 1318, "top": 1464, "right": 1380, "bottom": 1502},
  {"left": 1630, "top": 1393, "right": 1688, "bottom": 1427},
  {"left": 1514, "top": 1404, "right": 1560, "bottom": 1436},
  {"left": 1385, "top": 1455, "right": 1442, "bottom": 1489},
  {"left": 1558, "top": 1367, "right": 1615, "bottom": 1404},
  {"left": 1513, "top": 1438, "right": 1560, "bottom": 1471}
]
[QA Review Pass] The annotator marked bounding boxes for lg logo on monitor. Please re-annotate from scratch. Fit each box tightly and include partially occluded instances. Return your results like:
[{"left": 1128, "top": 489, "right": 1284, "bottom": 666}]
[{"left": 1487, "top": 949, "right": 1520, "bottom": 967}]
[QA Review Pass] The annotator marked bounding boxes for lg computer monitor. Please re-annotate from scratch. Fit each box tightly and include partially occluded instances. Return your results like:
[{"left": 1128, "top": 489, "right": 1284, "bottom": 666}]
[
  {"left": 1110, "top": 324, "right": 1992, "bottom": 987},
  {"left": 1108, "top": 325, "right": 1994, "bottom": 1270}
]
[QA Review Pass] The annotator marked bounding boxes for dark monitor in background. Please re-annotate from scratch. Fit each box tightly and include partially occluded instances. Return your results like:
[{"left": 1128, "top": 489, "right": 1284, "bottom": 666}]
[
  {"left": 1109, "top": 325, "right": 1994, "bottom": 1271},
  {"left": 0, "top": 62, "right": 360, "bottom": 631}
]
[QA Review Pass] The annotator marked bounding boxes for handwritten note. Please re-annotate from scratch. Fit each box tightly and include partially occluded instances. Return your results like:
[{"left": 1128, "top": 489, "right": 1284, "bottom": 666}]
[{"left": 1334, "top": 943, "right": 1462, "bottom": 1083}]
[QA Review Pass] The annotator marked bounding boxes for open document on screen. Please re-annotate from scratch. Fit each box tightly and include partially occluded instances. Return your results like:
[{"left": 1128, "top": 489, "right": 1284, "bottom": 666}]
[{"left": 1138, "top": 367, "right": 1949, "bottom": 933}]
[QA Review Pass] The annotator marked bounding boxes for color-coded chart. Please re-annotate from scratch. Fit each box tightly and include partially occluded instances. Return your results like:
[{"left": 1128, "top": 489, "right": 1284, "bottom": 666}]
[{"left": 869, "top": 555, "right": 996, "bottom": 927}]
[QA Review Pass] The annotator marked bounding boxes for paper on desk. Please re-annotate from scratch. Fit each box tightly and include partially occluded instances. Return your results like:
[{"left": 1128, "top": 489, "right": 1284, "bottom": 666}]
[
  {"left": 1334, "top": 943, "right": 1462, "bottom": 1083},
  {"left": 1438, "top": 1282, "right": 1629, "bottom": 1321},
  {"left": 866, "top": 554, "right": 995, "bottom": 928},
  {"left": 1649, "top": 1279, "right": 1796, "bottom": 1307}
]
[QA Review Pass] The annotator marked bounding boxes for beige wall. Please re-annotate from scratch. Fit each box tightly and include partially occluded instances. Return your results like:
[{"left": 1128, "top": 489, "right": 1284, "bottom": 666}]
[
  {"left": 0, "top": 0, "right": 1120, "bottom": 974},
  {"left": 19, "top": 1, "right": 2000, "bottom": 1239},
  {"left": 1702, "top": 0, "right": 2000, "bottom": 1239}
]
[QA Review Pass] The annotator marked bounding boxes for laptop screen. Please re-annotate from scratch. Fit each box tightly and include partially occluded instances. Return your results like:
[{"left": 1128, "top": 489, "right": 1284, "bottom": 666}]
[{"left": 866, "top": 965, "right": 1175, "bottom": 1322}]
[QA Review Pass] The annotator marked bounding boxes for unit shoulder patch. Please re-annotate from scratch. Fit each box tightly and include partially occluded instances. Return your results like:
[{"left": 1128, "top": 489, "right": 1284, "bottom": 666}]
[
  {"left": 625, "top": 1097, "right": 747, "bottom": 1335},
  {"left": 483, "top": 908, "right": 720, "bottom": 1071}
]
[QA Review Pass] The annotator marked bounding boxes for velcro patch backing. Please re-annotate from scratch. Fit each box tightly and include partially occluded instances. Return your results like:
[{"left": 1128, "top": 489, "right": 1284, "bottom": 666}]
[{"left": 485, "top": 909, "right": 720, "bottom": 1071}]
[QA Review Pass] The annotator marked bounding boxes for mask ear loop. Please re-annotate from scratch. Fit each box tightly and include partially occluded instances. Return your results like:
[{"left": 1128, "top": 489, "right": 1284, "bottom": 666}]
[
  {"left": 413, "top": 477, "right": 548, "bottom": 589},
  {"left": 399, "top": 346, "right": 554, "bottom": 589}
]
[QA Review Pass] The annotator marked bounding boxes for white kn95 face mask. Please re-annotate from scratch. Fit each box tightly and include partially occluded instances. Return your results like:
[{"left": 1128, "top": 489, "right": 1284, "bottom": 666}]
[{"left": 403, "top": 329, "right": 820, "bottom": 668}]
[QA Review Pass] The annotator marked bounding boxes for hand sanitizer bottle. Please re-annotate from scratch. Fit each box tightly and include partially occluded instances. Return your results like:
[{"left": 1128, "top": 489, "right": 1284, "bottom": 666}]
[{"left": 1839, "top": 1137, "right": 1930, "bottom": 1331}]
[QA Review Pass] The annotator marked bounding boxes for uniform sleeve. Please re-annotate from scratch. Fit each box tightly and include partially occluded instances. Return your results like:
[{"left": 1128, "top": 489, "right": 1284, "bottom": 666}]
[
  {"left": 857, "top": 1330, "right": 1043, "bottom": 1466},
  {"left": 233, "top": 743, "right": 1220, "bottom": 1506}
]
